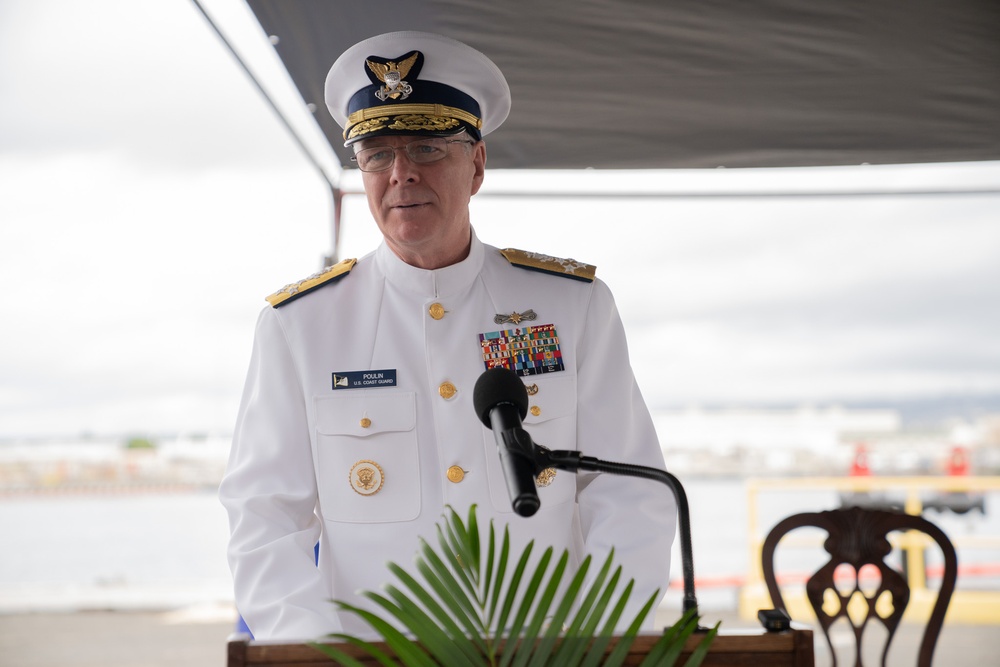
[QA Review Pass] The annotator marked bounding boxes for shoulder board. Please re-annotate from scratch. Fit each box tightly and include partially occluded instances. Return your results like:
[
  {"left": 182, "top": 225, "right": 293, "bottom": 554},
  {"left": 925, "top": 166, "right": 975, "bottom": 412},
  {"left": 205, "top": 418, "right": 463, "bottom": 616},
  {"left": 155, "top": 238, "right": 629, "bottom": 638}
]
[
  {"left": 266, "top": 258, "right": 357, "bottom": 308},
  {"left": 500, "top": 248, "right": 596, "bottom": 282}
]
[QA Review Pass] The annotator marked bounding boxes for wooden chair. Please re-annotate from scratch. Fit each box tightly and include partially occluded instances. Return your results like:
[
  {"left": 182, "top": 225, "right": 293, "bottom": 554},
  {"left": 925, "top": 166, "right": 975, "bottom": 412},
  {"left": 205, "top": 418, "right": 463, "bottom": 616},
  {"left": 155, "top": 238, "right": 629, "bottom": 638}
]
[{"left": 761, "top": 506, "right": 957, "bottom": 667}]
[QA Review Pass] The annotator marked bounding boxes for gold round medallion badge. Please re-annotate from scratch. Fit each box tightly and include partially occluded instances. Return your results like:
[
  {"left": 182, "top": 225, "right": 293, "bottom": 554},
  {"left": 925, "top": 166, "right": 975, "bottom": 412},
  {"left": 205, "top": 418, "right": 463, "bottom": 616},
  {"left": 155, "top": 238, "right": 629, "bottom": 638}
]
[{"left": 349, "top": 460, "right": 384, "bottom": 496}]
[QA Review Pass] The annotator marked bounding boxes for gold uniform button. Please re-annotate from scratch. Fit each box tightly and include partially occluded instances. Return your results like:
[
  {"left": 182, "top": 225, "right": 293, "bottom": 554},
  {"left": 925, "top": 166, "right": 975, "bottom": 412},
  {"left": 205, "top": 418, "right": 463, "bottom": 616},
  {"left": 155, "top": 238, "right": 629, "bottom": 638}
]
[
  {"left": 439, "top": 381, "right": 457, "bottom": 400},
  {"left": 360, "top": 417, "right": 372, "bottom": 429},
  {"left": 446, "top": 466, "right": 466, "bottom": 483},
  {"left": 530, "top": 406, "right": 542, "bottom": 417},
  {"left": 428, "top": 303, "right": 446, "bottom": 320},
  {"left": 536, "top": 467, "right": 557, "bottom": 487}
]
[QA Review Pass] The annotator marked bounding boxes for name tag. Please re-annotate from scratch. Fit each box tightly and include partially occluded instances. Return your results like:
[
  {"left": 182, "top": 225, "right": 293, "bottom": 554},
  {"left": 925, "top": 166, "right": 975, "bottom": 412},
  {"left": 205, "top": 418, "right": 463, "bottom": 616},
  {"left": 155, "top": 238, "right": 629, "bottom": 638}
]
[{"left": 332, "top": 369, "right": 397, "bottom": 390}]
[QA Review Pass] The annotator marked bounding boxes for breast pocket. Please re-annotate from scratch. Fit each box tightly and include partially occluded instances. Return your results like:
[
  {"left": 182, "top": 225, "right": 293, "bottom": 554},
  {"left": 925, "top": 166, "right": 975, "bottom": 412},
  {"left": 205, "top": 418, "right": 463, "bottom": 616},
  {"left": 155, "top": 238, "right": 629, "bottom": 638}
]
[
  {"left": 314, "top": 392, "right": 420, "bottom": 523},
  {"left": 482, "top": 374, "right": 578, "bottom": 514}
]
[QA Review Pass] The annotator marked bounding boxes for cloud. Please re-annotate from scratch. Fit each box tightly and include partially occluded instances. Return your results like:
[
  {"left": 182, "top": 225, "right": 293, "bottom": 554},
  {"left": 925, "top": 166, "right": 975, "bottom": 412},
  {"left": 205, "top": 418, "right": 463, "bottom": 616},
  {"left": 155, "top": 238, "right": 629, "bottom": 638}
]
[
  {"left": 1, "top": 0, "right": 999, "bottom": 436},
  {"left": 467, "top": 188, "right": 1000, "bottom": 407},
  {"left": 0, "top": 0, "right": 310, "bottom": 170},
  {"left": 0, "top": 149, "right": 330, "bottom": 437}
]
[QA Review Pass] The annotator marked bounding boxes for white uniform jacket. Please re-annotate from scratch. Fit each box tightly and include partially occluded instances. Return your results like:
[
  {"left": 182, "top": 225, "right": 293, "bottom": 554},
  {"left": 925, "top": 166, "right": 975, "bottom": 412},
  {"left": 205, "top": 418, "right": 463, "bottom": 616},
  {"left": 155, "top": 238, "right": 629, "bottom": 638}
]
[{"left": 219, "top": 232, "right": 676, "bottom": 640}]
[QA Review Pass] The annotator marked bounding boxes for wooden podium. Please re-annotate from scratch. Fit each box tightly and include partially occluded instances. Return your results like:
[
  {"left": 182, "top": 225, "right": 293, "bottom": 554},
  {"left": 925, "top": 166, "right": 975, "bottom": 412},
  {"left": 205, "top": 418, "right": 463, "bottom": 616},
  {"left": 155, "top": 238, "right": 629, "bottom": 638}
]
[{"left": 228, "top": 628, "right": 814, "bottom": 666}]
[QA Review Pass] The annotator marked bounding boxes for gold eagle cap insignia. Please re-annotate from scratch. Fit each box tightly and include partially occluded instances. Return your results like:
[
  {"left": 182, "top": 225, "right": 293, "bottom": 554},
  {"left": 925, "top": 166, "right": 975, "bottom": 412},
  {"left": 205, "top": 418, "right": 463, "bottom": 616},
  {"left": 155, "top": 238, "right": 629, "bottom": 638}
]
[
  {"left": 366, "top": 51, "right": 419, "bottom": 83},
  {"left": 366, "top": 52, "right": 420, "bottom": 101}
]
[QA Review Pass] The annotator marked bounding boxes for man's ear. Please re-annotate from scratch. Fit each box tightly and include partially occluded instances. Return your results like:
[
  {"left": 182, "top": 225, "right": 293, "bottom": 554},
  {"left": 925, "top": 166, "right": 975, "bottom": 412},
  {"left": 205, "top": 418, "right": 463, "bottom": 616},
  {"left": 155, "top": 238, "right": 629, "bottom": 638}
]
[{"left": 470, "top": 141, "right": 487, "bottom": 196}]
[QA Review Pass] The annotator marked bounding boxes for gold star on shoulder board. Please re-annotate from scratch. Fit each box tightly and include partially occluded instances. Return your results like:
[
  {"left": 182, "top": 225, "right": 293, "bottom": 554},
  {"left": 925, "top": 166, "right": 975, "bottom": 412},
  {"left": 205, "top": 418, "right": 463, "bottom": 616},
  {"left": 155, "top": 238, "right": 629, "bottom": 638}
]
[
  {"left": 266, "top": 258, "right": 357, "bottom": 308},
  {"left": 500, "top": 248, "right": 596, "bottom": 283}
]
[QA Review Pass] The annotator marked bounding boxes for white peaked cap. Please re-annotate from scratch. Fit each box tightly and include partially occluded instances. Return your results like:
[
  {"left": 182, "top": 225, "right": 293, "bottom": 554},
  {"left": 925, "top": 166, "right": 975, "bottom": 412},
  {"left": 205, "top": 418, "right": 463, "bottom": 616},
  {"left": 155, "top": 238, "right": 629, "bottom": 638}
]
[{"left": 325, "top": 31, "right": 511, "bottom": 145}]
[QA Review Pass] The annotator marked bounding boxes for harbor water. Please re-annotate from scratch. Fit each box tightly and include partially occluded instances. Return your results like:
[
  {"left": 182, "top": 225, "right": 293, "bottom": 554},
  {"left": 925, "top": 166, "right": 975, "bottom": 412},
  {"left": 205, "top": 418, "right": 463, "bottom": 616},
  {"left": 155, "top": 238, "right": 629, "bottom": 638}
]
[{"left": 1, "top": 478, "right": 996, "bottom": 616}]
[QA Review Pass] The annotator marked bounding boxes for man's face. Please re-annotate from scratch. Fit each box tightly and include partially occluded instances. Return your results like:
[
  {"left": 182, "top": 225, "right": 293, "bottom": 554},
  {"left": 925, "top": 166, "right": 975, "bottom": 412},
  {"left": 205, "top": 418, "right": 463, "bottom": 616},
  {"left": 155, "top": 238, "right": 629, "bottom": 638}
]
[{"left": 357, "top": 134, "right": 486, "bottom": 270}]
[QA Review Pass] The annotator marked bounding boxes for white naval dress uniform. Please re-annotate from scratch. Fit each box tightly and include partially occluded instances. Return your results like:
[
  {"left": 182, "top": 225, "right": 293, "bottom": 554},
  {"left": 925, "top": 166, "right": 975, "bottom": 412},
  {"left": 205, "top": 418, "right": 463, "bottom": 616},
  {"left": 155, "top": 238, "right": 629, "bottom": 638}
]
[{"left": 219, "top": 231, "right": 676, "bottom": 640}]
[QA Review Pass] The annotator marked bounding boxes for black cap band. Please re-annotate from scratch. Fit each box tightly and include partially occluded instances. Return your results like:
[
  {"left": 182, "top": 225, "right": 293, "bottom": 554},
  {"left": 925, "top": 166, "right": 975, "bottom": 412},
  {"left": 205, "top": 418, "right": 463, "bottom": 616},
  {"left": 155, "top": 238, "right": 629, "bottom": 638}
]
[{"left": 345, "top": 80, "right": 482, "bottom": 142}]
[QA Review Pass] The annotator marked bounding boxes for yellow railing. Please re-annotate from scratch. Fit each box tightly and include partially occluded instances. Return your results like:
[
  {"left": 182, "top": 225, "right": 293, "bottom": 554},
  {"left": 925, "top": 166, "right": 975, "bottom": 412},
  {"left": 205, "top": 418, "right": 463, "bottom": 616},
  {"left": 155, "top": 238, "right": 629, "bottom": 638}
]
[{"left": 739, "top": 476, "right": 1000, "bottom": 625}]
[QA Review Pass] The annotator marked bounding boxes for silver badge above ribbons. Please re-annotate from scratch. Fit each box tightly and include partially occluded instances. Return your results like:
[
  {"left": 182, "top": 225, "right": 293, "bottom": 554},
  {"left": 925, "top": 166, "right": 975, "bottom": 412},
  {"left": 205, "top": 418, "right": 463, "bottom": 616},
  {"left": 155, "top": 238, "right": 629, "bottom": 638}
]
[{"left": 494, "top": 309, "right": 537, "bottom": 325}]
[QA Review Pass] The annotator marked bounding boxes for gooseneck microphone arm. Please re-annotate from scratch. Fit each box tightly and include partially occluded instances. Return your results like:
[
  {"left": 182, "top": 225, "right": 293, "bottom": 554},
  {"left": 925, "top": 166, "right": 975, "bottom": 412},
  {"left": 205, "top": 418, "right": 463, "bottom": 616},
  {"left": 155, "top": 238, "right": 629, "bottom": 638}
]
[
  {"left": 535, "top": 447, "right": 698, "bottom": 616},
  {"left": 472, "top": 367, "right": 699, "bottom": 618}
]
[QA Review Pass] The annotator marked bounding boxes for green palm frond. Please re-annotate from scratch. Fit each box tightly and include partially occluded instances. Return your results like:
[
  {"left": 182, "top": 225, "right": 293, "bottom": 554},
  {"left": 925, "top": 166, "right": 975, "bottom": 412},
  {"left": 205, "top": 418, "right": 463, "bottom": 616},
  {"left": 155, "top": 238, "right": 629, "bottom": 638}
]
[{"left": 311, "top": 504, "right": 718, "bottom": 666}]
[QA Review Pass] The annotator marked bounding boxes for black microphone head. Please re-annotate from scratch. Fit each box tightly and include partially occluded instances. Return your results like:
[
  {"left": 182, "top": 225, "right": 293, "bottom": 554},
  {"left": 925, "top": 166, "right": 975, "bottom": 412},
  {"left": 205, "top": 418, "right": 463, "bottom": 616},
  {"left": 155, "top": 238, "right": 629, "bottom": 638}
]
[{"left": 473, "top": 367, "right": 529, "bottom": 427}]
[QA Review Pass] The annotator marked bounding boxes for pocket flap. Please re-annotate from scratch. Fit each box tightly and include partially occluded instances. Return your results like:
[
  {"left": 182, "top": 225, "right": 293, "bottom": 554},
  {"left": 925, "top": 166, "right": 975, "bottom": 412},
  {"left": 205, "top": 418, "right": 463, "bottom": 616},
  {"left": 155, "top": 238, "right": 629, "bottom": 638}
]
[
  {"left": 523, "top": 375, "right": 576, "bottom": 425},
  {"left": 315, "top": 392, "right": 416, "bottom": 437}
]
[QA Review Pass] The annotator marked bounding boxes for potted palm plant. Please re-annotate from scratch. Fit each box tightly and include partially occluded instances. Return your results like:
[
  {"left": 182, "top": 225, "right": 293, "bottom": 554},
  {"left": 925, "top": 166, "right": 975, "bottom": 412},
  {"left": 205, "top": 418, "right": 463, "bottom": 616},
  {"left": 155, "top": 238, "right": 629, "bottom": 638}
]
[{"left": 311, "top": 505, "right": 717, "bottom": 666}]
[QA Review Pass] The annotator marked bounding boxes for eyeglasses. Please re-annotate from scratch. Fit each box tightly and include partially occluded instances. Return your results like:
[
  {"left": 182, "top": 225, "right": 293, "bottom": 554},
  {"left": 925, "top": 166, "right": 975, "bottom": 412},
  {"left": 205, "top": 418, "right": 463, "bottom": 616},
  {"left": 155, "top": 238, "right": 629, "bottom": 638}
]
[{"left": 351, "top": 137, "right": 475, "bottom": 172}]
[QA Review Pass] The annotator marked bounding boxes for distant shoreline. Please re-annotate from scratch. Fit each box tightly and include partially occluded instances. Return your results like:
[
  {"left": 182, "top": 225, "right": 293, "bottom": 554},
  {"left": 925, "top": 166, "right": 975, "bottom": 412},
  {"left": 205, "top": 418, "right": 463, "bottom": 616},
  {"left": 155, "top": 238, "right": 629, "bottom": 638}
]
[{"left": 0, "top": 482, "right": 218, "bottom": 498}]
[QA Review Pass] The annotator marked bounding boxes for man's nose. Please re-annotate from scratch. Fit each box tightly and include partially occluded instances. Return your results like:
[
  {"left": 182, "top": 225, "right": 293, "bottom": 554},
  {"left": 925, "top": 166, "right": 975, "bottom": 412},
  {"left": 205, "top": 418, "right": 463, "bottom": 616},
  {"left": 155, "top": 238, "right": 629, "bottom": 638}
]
[{"left": 388, "top": 148, "right": 420, "bottom": 182}]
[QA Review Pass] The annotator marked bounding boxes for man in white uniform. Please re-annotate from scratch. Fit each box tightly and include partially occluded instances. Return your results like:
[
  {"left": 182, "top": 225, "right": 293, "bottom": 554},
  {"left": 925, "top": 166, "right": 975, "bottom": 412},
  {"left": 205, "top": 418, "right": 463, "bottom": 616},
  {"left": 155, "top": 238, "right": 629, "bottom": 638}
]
[{"left": 219, "top": 31, "right": 676, "bottom": 641}]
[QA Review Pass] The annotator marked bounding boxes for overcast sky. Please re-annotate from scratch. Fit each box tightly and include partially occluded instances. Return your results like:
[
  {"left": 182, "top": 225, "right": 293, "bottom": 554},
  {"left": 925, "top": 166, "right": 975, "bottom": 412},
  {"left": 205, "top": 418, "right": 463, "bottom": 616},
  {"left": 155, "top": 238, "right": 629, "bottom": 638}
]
[{"left": 2, "top": 0, "right": 998, "bottom": 439}]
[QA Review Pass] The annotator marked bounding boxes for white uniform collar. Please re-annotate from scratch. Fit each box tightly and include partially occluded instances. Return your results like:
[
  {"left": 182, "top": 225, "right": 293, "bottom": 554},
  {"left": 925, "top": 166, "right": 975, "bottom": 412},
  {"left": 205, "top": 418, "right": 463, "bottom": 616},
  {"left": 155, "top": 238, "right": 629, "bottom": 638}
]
[{"left": 376, "top": 228, "right": 485, "bottom": 298}]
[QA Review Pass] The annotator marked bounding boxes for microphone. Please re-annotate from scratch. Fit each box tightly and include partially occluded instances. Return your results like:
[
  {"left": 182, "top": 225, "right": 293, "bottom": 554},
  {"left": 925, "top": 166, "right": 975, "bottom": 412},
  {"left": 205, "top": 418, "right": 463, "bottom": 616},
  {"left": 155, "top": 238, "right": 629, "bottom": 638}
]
[
  {"left": 473, "top": 368, "right": 701, "bottom": 617},
  {"left": 473, "top": 367, "right": 541, "bottom": 517}
]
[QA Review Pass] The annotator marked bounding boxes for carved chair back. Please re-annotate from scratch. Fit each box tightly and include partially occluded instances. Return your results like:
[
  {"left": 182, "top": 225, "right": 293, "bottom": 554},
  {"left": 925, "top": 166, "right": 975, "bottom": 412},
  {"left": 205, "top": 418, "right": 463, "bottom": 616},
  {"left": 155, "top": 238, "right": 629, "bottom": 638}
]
[{"left": 761, "top": 506, "right": 957, "bottom": 667}]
